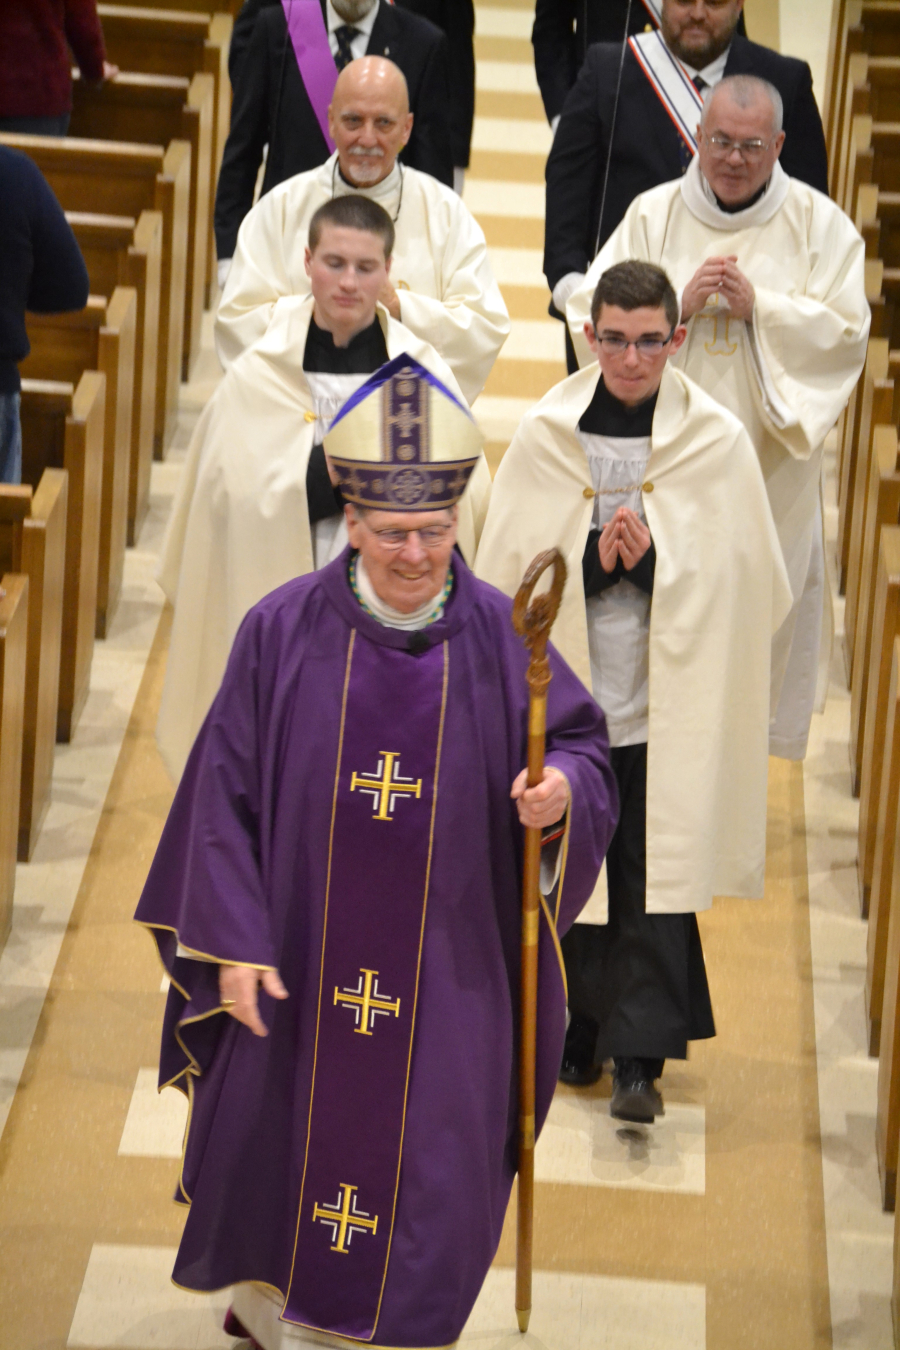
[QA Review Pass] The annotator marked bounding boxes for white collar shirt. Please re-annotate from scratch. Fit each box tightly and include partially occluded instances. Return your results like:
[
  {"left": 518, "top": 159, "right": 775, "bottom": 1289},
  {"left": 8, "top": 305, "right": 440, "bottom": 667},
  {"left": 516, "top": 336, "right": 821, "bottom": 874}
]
[
  {"left": 676, "top": 45, "right": 730, "bottom": 90},
  {"left": 326, "top": 1, "right": 380, "bottom": 61}
]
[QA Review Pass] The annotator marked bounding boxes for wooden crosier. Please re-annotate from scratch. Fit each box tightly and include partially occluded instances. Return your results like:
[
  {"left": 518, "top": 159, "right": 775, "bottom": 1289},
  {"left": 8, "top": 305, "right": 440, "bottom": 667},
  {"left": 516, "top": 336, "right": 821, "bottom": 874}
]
[{"left": 511, "top": 547, "right": 567, "bottom": 1335}]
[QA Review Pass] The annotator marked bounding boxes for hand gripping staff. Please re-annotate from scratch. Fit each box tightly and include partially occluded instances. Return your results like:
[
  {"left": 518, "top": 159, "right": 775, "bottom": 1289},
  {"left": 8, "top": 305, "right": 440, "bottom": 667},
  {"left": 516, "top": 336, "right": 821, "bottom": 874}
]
[{"left": 511, "top": 548, "right": 568, "bottom": 1335}]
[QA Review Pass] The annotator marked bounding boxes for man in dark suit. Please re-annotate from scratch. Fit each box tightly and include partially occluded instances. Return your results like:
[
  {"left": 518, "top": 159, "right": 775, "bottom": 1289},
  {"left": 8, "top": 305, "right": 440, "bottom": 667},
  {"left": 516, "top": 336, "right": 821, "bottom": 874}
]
[
  {"left": 398, "top": 0, "right": 475, "bottom": 186},
  {"left": 543, "top": 0, "right": 829, "bottom": 371},
  {"left": 532, "top": 0, "right": 746, "bottom": 127},
  {"left": 215, "top": 0, "right": 454, "bottom": 270}
]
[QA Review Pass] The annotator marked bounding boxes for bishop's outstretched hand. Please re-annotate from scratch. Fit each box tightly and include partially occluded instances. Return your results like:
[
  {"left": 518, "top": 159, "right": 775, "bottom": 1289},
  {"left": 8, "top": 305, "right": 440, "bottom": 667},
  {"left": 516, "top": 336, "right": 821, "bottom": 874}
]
[{"left": 219, "top": 964, "right": 289, "bottom": 1037}]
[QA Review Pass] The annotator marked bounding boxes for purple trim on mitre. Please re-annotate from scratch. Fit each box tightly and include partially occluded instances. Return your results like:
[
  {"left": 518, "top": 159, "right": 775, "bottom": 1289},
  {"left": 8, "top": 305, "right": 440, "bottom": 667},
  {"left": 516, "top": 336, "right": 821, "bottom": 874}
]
[
  {"left": 281, "top": 0, "right": 338, "bottom": 153},
  {"left": 330, "top": 457, "right": 478, "bottom": 511},
  {"left": 327, "top": 353, "right": 473, "bottom": 432}
]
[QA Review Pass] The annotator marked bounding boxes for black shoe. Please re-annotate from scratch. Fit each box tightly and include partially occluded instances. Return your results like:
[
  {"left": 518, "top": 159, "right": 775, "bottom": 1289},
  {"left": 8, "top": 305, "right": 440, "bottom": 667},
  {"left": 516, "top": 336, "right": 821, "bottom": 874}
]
[
  {"left": 610, "top": 1057, "right": 664, "bottom": 1123},
  {"left": 559, "top": 1015, "right": 601, "bottom": 1086}
]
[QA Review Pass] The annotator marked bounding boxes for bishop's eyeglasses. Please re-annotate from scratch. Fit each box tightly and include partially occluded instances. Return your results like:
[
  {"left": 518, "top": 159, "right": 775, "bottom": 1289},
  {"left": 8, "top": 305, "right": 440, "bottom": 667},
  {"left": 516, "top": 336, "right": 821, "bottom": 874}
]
[
  {"left": 705, "top": 135, "right": 774, "bottom": 161},
  {"left": 367, "top": 523, "right": 454, "bottom": 549},
  {"left": 594, "top": 328, "right": 675, "bottom": 357}
]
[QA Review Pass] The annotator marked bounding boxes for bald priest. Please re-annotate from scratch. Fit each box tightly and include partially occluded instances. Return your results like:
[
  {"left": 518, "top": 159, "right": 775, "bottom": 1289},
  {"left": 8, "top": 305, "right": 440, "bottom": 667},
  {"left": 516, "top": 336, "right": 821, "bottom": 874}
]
[
  {"left": 157, "top": 194, "right": 490, "bottom": 781},
  {"left": 567, "top": 74, "right": 870, "bottom": 759},
  {"left": 216, "top": 55, "right": 509, "bottom": 406},
  {"left": 135, "top": 360, "right": 618, "bottom": 1350},
  {"left": 477, "top": 261, "right": 790, "bottom": 1115}
]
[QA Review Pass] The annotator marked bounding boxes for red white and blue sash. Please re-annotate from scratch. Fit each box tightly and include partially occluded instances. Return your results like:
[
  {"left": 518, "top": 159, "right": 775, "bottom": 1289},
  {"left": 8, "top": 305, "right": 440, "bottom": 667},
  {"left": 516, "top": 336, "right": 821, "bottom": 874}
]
[
  {"left": 639, "top": 0, "right": 663, "bottom": 24},
  {"left": 628, "top": 29, "right": 704, "bottom": 156}
]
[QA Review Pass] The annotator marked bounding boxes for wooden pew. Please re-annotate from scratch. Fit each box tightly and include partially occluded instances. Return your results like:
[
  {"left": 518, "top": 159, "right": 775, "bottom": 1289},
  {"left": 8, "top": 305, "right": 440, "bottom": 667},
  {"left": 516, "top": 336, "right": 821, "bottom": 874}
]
[
  {"left": 837, "top": 262, "right": 888, "bottom": 593},
  {"left": 0, "top": 132, "right": 191, "bottom": 455},
  {"left": 834, "top": 4, "right": 900, "bottom": 199},
  {"left": 22, "top": 290, "right": 137, "bottom": 639},
  {"left": 67, "top": 211, "right": 161, "bottom": 545},
  {"left": 70, "top": 70, "right": 213, "bottom": 381},
  {"left": 850, "top": 401, "right": 900, "bottom": 782},
  {"left": 0, "top": 477, "right": 67, "bottom": 862},
  {"left": 20, "top": 375, "right": 105, "bottom": 742},
  {"left": 0, "top": 573, "right": 28, "bottom": 951},
  {"left": 124, "top": 0, "right": 242, "bottom": 12},
  {"left": 98, "top": 4, "right": 232, "bottom": 304},
  {"left": 868, "top": 627, "right": 900, "bottom": 1053},
  {"left": 842, "top": 336, "right": 896, "bottom": 650},
  {"left": 856, "top": 427, "right": 900, "bottom": 918},
  {"left": 827, "top": 0, "right": 862, "bottom": 193}
]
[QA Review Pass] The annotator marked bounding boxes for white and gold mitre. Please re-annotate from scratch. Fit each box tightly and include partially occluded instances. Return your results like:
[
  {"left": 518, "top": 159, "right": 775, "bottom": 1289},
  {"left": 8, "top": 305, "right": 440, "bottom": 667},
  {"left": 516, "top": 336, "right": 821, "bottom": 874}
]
[{"left": 323, "top": 354, "right": 483, "bottom": 512}]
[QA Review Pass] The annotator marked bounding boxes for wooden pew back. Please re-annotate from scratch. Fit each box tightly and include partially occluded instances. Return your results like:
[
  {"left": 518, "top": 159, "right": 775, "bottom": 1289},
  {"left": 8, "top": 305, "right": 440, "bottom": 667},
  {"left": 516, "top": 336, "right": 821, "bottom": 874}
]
[
  {"left": 70, "top": 70, "right": 213, "bottom": 378},
  {"left": 0, "top": 132, "right": 190, "bottom": 453},
  {"left": 20, "top": 375, "right": 105, "bottom": 741},
  {"left": 68, "top": 210, "right": 161, "bottom": 543},
  {"left": 0, "top": 474, "right": 67, "bottom": 862},
  {"left": 0, "top": 573, "right": 28, "bottom": 951},
  {"left": 23, "top": 290, "right": 137, "bottom": 639}
]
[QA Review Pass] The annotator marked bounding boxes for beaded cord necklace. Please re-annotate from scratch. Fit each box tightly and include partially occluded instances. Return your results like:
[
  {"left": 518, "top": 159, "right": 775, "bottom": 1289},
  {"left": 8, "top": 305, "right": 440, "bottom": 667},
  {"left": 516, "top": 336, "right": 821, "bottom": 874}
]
[{"left": 350, "top": 555, "right": 453, "bottom": 627}]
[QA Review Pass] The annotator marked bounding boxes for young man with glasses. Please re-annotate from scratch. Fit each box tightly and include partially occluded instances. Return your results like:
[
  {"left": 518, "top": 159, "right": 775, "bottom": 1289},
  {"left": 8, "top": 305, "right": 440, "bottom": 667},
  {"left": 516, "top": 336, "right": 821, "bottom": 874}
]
[
  {"left": 568, "top": 74, "right": 870, "bottom": 762},
  {"left": 156, "top": 193, "right": 490, "bottom": 782},
  {"left": 477, "top": 259, "right": 790, "bottom": 1119},
  {"left": 137, "top": 357, "right": 618, "bottom": 1350}
]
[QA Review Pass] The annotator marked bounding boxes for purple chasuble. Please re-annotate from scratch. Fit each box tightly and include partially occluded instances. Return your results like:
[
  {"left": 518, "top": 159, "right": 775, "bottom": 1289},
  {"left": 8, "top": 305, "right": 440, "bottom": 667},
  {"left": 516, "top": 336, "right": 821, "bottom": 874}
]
[
  {"left": 282, "top": 0, "right": 337, "bottom": 152},
  {"left": 135, "top": 552, "right": 618, "bottom": 1348}
]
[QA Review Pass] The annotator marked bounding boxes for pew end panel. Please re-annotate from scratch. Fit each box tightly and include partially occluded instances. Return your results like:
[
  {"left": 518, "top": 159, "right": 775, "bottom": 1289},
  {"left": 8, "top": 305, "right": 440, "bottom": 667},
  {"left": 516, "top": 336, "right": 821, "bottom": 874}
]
[
  {"left": 19, "top": 375, "right": 105, "bottom": 742},
  {"left": 0, "top": 574, "right": 29, "bottom": 952}
]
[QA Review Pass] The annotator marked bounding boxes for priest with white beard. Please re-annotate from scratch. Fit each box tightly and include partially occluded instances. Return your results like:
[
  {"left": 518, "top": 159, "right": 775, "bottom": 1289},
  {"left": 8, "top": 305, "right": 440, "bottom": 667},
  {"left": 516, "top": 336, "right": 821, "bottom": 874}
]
[
  {"left": 567, "top": 74, "right": 870, "bottom": 759},
  {"left": 216, "top": 55, "right": 509, "bottom": 406},
  {"left": 477, "top": 260, "right": 791, "bottom": 1119},
  {"left": 157, "top": 194, "right": 490, "bottom": 781}
]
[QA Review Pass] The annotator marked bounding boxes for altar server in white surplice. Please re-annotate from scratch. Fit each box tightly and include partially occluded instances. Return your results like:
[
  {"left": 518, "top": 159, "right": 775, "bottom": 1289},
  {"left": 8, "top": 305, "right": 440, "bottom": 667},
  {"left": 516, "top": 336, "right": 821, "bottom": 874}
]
[
  {"left": 158, "top": 194, "right": 490, "bottom": 782},
  {"left": 478, "top": 261, "right": 790, "bottom": 1121},
  {"left": 567, "top": 75, "right": 869, "bottom": 759},
  {"left": 216, "top": 55, "right": 509, "bottom": 406}
]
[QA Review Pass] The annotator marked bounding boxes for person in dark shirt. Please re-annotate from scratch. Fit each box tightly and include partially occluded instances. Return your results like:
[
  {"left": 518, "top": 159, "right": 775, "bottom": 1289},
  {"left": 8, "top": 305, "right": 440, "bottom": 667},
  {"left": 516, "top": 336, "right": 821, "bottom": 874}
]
[
  {"left": 0, "top": 147, "right": 90, "bottom": 482},
  {"left": 0, "top": 0, "right": 117, "bottom": 136}
]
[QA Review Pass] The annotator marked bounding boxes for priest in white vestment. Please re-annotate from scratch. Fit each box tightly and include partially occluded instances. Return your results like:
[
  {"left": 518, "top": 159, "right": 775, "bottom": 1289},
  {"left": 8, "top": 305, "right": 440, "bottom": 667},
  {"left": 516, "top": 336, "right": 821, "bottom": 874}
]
[
  {"left": 478, "top": 260, "right": 790, "bottom": 1120},
  {"left": 216, "top": 55, "right": 509, "bottom": 406},
  {"left": 567, "top": 74, "right": 870, "bottom": 759},
  {"left": 158, "top": 194, "right": 490, "bottom": 782}
]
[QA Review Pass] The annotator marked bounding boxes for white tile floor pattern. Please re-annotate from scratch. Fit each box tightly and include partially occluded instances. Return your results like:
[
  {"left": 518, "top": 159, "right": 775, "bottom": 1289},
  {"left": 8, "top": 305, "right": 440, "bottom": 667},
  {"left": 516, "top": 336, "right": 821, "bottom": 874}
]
[{"left": 67, "top": 1246, "right": 706, "bottom": 1350}]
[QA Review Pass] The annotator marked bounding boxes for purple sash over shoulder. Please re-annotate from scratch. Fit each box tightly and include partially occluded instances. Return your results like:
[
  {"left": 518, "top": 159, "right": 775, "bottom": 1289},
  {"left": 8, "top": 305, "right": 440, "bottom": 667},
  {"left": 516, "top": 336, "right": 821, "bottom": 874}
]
[
  {"left": 281, "top": 0, "right": 338, "bottom": 152},
  {"left": 283, "top": 629, "right": 449, "bottom": 1340}
]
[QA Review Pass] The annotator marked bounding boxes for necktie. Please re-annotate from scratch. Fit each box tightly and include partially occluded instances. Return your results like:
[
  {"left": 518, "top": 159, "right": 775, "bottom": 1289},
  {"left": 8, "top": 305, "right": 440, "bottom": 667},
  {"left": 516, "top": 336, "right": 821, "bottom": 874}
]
[
  {"left": 334, "top": 25, "right": 360, "bottom": 70},
  {"left": 678, "top": 76, "right": 707, "bottom": 172}
]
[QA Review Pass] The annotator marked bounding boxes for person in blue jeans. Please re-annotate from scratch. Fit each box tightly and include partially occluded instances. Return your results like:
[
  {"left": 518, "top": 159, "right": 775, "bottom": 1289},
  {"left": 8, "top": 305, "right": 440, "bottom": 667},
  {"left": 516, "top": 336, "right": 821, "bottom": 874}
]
[{"left": 0, "top": 145, "right": 90, "bottom": 483}]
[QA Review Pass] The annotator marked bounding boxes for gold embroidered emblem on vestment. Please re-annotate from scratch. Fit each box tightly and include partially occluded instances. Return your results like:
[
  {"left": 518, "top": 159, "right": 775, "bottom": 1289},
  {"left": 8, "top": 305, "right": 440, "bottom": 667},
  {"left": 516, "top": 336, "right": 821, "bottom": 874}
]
[
  {"left": 312, "top": 1184, "right": 379, "bottom": 1254},
  {"left": 350, "top": 752, "right": 422, "bottom": 820},
  {"left": 334, "top": 968, "right": 401, "bottom": 1035}
]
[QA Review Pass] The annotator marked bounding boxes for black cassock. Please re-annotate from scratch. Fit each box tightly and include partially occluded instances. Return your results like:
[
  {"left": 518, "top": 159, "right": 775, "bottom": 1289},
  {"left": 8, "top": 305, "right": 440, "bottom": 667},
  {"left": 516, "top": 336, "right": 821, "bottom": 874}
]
[
  {"left": 563, "top": 376, "right": 715, "bottom": 1065},
  {"left": 303, "top": 316, "right": 389, "bottom": 531}
]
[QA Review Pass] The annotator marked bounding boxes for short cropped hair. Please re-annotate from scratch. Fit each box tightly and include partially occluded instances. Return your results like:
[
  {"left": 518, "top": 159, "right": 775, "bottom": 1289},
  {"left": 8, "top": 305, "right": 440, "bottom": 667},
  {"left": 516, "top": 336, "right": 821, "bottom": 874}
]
[
  {"left": 591, "top": 260, "right": 679, "bottom": 331},
  {"left": 307, "top": 195, "right": 395, "bottom": 258},
  {"left": 701, "top": 74, "right": 784, "bottom": 135}
]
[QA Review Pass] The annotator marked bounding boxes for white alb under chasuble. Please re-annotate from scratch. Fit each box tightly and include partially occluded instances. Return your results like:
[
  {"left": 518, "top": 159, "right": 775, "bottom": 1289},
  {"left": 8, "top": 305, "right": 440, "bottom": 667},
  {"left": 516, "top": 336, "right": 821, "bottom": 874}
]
[
  {"left": 156, "top": 296, "right": 492, "bottom": 782},
  {"left": 475, "top": 363, "right": 791, "bottom": 918},
  {"left": 216, "top": 153, "right": 510, "bottom": 406},
  {"left": 567, "top": 159, "right": 870, "bottom": 758}
]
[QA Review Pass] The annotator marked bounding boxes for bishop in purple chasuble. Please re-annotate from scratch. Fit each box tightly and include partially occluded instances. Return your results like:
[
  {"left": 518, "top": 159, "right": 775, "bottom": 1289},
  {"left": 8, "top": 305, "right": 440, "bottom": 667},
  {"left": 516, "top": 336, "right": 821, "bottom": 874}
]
[{"left": 135, "top": 550, "right": 617, "bottom": 1348}]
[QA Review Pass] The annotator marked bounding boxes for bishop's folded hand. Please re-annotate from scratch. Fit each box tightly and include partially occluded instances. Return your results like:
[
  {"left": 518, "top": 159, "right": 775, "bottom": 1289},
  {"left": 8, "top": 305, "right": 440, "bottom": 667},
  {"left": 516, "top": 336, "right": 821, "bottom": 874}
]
[
  {"left": 511, "top": 766, "right": 569, "bottom": 829},
  {"left": 219, "top": 964, "right": 289, "bottom": 1038}
]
